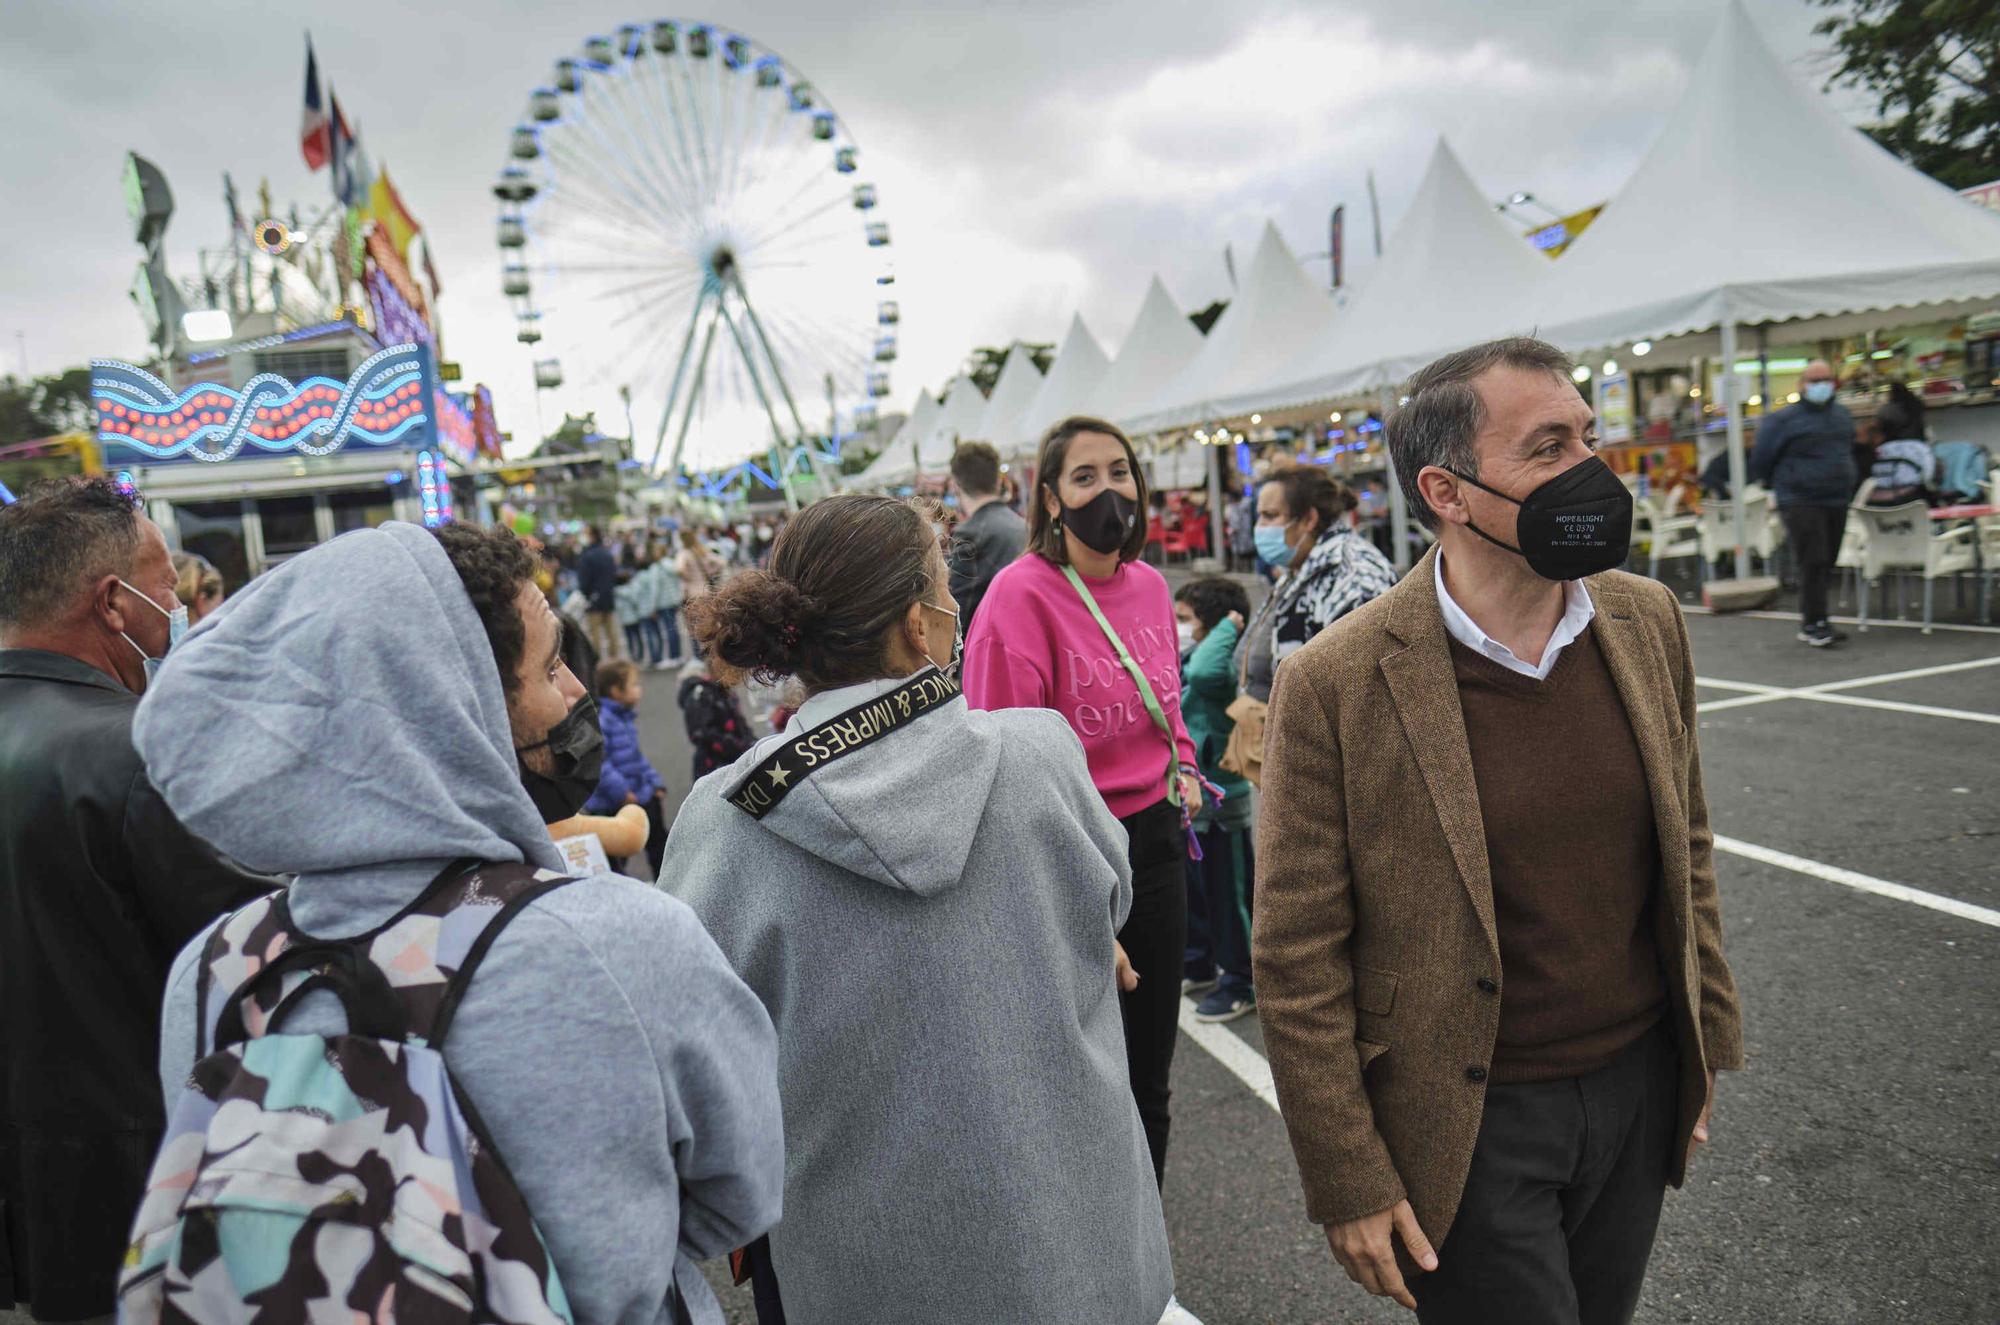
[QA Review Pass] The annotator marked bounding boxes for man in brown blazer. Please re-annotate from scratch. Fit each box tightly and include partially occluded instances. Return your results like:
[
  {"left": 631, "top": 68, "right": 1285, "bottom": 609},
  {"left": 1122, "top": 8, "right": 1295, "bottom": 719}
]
[{"left": 1254, "top": 337, "right": 1743, "bottom": 1325}]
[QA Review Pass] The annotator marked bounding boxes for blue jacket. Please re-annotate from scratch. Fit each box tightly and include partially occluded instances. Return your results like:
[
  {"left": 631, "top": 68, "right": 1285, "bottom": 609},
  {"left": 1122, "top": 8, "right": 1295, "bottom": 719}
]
[
  {"left": 577, "top": 544, "right": 619, "bottom": 613},
  {"left": 1749, "top": 400, "right": 1857, "bottom": 509},
  {"left": 586, "top": 697, "right": 664, "bottom": 812}
]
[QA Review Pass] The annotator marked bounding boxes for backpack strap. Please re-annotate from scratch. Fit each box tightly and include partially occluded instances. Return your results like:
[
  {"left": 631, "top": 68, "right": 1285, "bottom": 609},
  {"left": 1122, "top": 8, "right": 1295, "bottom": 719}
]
[{"left": 426, "top": 860, "right": 580, "bottom": 1049}]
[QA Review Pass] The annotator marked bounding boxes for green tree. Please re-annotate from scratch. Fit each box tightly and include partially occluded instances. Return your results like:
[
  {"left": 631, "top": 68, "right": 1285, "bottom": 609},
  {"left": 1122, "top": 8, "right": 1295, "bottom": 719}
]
[
  {"left": 1813, "top": 0, "right": 2000, "bottom": 188},
  {"left": 953, "top": 340, "right": 1056, "bottom": 397}
]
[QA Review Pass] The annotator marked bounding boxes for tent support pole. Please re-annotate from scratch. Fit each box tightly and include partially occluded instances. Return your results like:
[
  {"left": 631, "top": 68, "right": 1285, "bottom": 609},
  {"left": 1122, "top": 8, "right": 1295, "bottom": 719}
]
[
  {"left": 1720, "top": 321, "right": 1752, "bottom": 580},
  {"left": 1207, "top": 430, "right": 1226, "bottom": 567},
  {"left": 1379, "top": 386, "right": 1410, "bottom": 575}
]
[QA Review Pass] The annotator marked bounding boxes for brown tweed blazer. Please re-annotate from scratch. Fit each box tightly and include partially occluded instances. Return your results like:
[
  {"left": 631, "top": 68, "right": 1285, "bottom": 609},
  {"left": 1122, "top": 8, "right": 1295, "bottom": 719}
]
[{"left": 1252, "top": 546, "right": 1744, "bottom": 1246}]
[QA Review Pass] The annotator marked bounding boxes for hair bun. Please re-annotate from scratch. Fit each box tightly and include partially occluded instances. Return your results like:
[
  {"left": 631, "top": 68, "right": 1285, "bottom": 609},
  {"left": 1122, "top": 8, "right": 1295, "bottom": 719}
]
[{"left": 689, "top": 570, "right": 821, "bottom": 682}]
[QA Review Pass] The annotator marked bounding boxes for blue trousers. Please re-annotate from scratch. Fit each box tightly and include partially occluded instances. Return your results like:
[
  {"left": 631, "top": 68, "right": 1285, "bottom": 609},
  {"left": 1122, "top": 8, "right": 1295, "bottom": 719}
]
[{"left": 1184, "top": 820, "right": 1254, "bottom": 992}]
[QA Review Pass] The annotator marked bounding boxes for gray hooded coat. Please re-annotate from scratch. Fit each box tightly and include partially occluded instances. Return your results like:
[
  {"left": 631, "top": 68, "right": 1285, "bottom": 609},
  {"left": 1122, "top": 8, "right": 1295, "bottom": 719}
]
[
  {"left": 133, "top": 522, "right": 784, "bottom": 1325},
  {"left": 658, "top": 673, "right": 1174, "bottom": 1325}
]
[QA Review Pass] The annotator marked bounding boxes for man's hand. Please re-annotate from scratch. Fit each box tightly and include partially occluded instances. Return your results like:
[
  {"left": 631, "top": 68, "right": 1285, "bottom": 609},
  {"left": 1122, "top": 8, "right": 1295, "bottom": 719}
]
[
  {"left": 1113, "top": 940, "right": 1139, "bottom": 993},
  {"left": 1325, "top": 1199, "right": 1437, "bottom": 1311},
  {"left": 1692, "top": 1070, "right": 1717, "bottom": 1152}
]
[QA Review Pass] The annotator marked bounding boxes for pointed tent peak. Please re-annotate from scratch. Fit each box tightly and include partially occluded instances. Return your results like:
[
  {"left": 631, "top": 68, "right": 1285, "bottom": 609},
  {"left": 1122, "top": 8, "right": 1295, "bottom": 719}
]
[
  {"left": 1054, "top": 310, "right": 1104, "bottom": 358},
  {"left": 1093, "top": 274, "right": 1206, "bottom": 425},
  {"left": 1017, "top": 313, "right": 1113, "bottom": 455},
  {"left": 976, "top": 343, "right": 1047, "bottom": 444},
  {"left": 1117, "top": 275, "right": 1194, "bottom": 355}
]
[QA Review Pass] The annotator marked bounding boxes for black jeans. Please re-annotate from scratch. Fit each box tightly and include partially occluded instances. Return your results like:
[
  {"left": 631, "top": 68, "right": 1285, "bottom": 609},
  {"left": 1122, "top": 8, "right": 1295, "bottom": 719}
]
[
  {"left": 1779, "top": 505, "right": 1844, "bottom": 626},
  {"left": 1118, "top": 797, "right": 1188, "bottom": 1187},
  {"left": 1411, "top": 1024, "right": 1679, "bottom": 1325}
]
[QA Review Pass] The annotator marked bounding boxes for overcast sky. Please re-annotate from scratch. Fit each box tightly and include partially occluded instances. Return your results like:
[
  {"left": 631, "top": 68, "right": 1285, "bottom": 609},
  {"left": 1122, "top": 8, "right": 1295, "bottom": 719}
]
[{"left": 1, "top": 0, "right": 1868, "bottom": 462}]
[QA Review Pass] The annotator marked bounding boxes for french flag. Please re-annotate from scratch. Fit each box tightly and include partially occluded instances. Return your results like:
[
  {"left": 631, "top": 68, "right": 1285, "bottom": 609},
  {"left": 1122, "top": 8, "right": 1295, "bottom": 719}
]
[{"left": 301, "top": 38, "right": 330, "bottom": 171}]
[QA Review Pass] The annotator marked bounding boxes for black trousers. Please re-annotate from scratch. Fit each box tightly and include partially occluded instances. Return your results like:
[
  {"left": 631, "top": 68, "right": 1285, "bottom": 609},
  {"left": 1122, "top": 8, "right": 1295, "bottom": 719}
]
[
  {"left": 1411, "top": 1024, "right": 1679, "bottom": 1325},
  {"left": 1779, "top": 505, "right": 1844, "bottom": 626},
  {"left": 1117, "top": 797, "right": 1188, "bottom": 1187}
]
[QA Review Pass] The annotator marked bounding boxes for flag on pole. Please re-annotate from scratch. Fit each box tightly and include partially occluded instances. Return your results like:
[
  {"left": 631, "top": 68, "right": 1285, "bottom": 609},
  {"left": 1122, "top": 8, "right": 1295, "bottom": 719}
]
[
  {"left": 301, "top": 39, "right": 330, "bottom": 171},
  {"left": 419, "top": 234, "right": 443, "bottom": 299},
  {"left": 365, "top": 167, "right": 422, "bottom": 263},
  {"left": 329, "top": 90, "right": 372, "bottom": 207}
]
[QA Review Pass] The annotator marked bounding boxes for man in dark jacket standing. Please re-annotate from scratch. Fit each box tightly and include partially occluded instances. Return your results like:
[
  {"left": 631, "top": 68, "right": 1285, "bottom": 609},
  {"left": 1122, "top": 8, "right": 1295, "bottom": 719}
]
[
  {"left": 576, "top": 524, "right": 623, "bottom": 660},
  {"left": 946, "top": 441, "right": 1027, "bottom": 634},
  {"left": 0, "top": 477, "right": 270, "bottom": 1323},
  {"left": 1750, "top": 359, "right": 1857, "bottom": 647}
]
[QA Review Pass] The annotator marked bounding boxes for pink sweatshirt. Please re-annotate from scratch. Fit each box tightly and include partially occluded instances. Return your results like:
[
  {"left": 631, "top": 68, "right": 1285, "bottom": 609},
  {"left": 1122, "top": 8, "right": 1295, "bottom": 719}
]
[{"left": 962, "top": 554, "right": 1199, "bottom": 820}]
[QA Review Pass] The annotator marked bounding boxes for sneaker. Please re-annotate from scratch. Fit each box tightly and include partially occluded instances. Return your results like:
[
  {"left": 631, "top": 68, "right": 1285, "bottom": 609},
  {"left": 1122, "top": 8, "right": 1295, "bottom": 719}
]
[
  {"left": 1193, "top": 987, "right": 1256, "bottom": 1023},
  {"left": 1181, "top": 974, "right": 1219, "bottom": 998},
  {"left": 1159, "top": 1296, "right": 1206, "bottom": 1325},
  {"left": 1798, "top": 625, "right": 1835, "bottom": 647},
  {"left": 1817, "top": 621, "right": 1850, "bottom": 643}
]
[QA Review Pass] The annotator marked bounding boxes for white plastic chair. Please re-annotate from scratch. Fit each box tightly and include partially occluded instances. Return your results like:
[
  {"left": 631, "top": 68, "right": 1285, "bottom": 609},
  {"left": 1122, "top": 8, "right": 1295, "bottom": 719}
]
[
  {"left": 1638, "top": 484, "right": 1701, "bottom": 581},
  {"left": 1699, "top": 485, "right": 1782, "bottom": 573},
  {"left": 1853, "top": 500, "right": 1978, "bottom": 633}
]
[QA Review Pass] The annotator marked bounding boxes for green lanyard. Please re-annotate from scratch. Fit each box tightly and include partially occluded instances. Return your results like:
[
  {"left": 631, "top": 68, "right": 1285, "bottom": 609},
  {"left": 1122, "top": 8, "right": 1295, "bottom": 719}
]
[{"left": 1061, "top": 564, "right": 1185, "bottom": 809}]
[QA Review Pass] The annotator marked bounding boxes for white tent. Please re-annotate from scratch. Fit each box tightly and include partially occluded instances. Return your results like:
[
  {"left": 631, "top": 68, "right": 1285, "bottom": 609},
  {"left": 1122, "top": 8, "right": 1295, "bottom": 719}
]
[
  {"left": 851, "top": 387, "right": 935, "bottom": 488},
  {"left": 1091, "top": 276, "right": 1205, "bottom": 434},
  {"left": 974, "top": 345, "right": 1045, "bottom": 453},
  {"left": 1124, "top": 222, "right": 1338, "bottom": 434},
  {"left": 916, "top": 374, "right": 988, "bottom": 473},
  {"left": 1220, "top": 139, "right": 1555, "bottom": 414},
  {"left": 1014, "top": 313, "right": 1111, "bottom": 458},
  {"left": 1536, "top": 0, "right": 2000, "bottom": 354}
]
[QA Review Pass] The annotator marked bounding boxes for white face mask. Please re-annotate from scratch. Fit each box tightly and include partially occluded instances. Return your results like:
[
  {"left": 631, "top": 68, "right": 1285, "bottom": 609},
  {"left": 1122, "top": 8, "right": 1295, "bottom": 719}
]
[
  {"left": 116, "top": 578, "right": 190, "bottom": 689},
  {"left": 1177, "top": 621, "right": 1197, "bottom": 651},
  {"left": 917, "top": 600, "right": 962, "bottom": 679}
]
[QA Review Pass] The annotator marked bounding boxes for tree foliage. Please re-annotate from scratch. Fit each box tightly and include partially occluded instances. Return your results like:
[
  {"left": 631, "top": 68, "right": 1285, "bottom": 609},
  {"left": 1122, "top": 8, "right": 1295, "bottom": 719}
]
[
  {"left": 1813, "top": 0, "right": 2000, "bottom": 188},
  {"left": 0, "top": 368, "right": 94, "bottom": 447}
]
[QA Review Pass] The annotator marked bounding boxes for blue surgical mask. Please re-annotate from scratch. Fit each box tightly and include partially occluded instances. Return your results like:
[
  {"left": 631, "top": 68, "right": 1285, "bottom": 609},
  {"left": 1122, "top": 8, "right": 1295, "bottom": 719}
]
[
  {"left": 117, "top": 578, "right": 189, "bottom": 687},
  {"left": 1254, "top": 524, "right": 1295, "bottom": 569},
  {"left": 1803, "top": 381, "right": 1835, "bottom": 405}
]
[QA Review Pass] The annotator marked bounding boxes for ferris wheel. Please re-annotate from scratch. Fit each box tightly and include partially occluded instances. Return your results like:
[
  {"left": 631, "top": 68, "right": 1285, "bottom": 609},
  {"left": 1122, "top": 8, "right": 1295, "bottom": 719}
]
[{"left": 495, "top": 21, "right": 896, "bottom": 493}]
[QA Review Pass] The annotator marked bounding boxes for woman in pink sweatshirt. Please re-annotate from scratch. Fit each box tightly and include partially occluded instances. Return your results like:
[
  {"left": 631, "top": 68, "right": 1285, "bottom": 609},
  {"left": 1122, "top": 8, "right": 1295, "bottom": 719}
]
[{"left": 962, "top": 415, "right": 1202, "bottom": 1191}]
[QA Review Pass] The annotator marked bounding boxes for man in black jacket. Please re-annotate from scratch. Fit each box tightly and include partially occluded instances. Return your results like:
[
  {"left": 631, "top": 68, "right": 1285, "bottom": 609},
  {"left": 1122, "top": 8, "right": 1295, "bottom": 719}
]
[
  {"left": 0, "top": 477, "right": 269, "bottom": 1323},
  {"left": 947, "top": 441, "right": 1027, "bottom": 635},
  {"left": 576, "top": 524, "right": 622, "bottom": 661},
  {"left": 1750, "top": 359, "right": 1858, "bottom": 647}
]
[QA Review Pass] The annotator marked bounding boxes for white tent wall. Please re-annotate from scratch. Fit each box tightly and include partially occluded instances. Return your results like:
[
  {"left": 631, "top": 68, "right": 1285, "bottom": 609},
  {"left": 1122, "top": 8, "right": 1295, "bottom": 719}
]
[
  {"left": 1090, "top": 276, "right": 1206, "bottom": 434},
  {"left": 917, "top": 374, "right": 988, "bottom": 474},
  {"left": 1123, "top": 222, "right": 1339, "bottom": 435},
  {"left": 1015, "top": 313, "right": 1111, "bottom": 459},
  {"left": 849, "top": 386, "right": 936, "bottom": 489},
  {"left": 973, "top": 345, "right": 1045, "bottom": 454}
]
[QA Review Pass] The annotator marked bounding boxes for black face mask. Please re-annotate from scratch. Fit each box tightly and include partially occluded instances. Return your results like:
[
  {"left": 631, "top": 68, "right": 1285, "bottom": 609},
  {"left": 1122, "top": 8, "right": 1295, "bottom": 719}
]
[
  {"left": 1448, "top": 455, "right": 1633, "bottom": 582},
  {"left": 1060, "top": 488, "right": 1137, "bottom": 557},
  {"left": 516, "top": 695, "right": 605, "bottom": 824}
]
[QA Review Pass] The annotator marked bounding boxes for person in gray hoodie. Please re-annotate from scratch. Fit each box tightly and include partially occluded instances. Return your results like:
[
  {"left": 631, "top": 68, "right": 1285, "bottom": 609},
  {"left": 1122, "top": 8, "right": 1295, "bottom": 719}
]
[
  {"left": 133, "top": 520, "right": 785, "bottom": 1325},
  {"left": 659, "top": 493, "right": 1176, "bottom": 1325}
]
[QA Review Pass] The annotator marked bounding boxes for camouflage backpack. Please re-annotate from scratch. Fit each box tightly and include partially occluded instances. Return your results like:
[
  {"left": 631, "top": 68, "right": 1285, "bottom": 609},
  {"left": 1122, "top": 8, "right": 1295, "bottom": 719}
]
[{"left": 117, "top": 859, "right": 644, "bottom": 1324}]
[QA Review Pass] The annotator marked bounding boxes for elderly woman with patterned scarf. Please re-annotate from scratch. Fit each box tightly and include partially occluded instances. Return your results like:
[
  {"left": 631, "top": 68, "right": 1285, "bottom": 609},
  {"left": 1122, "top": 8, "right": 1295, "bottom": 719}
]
[{"left": 1243, "top": 466, "right": 1398, "bottom": 705}]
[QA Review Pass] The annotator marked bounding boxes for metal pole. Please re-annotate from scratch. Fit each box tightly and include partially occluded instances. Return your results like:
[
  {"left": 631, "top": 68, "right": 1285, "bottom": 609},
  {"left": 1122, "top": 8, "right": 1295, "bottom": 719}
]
[
  {"left": 729, "top": 271, "right": 812, "bottom": 440},
  {"left": 1379, "top": 386, "right": 1410, "bottom": 574},
  {"left": 1720, "top": 321, "right": 1752, "bottom": 580},
  {"left": 664, "top": 307, "right": 722, "bottom": 497},
  {"left": 1206, "top": 435, "right": 1226, "bottom": 567},
  {"left": 1756, "top": 324, "right": 1770, "bottom": 418},
  {"left": 716, "top": 301, "right": 801, "bottom": 513},
  {"left": 648, "top": 283, "right": 714, "bottom": 473}
]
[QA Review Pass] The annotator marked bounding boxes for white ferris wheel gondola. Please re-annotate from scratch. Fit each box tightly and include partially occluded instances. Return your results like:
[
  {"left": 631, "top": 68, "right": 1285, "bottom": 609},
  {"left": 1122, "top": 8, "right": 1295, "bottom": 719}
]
[{"left": 494, "top": 20, "right": 896, "bottom": 503}]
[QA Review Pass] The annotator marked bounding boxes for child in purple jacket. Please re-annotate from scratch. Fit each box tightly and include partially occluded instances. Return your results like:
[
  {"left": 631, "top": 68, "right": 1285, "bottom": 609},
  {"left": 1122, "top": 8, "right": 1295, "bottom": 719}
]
[{"left": 585, "top": 659, "right": 669, "bottom": 873}]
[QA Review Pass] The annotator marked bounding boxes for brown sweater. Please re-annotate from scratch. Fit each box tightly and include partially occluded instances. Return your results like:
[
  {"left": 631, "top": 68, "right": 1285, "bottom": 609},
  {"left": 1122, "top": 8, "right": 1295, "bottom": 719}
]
[{"left": 1450, "top": 628, "right": 1666, "bottom": 1083}]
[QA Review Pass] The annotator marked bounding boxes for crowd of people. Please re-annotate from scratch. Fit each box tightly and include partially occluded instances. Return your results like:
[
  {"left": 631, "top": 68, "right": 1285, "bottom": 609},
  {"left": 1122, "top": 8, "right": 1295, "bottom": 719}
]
[{"left": 0, "top": 336, "right": 1743, "bottom": 1325}]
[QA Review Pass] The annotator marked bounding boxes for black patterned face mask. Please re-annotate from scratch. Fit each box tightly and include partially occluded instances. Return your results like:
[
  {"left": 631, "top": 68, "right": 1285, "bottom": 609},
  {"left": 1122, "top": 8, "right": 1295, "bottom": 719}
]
[
  {"left": 515, "top": 695, "right": 605, "bottom": 823},
  {"left": 1449, "top": 456, "right": 1633, "bottom": 582}
]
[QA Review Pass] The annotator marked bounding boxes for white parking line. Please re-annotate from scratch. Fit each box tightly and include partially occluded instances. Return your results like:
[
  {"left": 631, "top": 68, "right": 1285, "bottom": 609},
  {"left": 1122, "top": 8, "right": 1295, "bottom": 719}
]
[
  {"left": 1183, "top": 838, "right": 1998, "bottom": 1115},
  {"left": 1695, "top": 655, "right": 2000, "bottom": 723},
  {"left": 1180, "top": 997, "right": 1282, "bottom": 1115},
  {"left": 1686, "top": 606, "right": 2000, "bottom": 636},
  {"left": 1712, "top": 835, "right": 2000, "bottom": 929}
]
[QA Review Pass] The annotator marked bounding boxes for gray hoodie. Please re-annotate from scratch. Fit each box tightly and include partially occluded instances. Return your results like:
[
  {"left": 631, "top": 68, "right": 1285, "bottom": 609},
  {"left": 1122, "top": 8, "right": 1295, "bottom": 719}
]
[
  {"left": 133, "top": 521, "right": 784, "bottom": 1325},
  {"left": 658, "top": 673, "right": 1174, "bottom": 1325}
]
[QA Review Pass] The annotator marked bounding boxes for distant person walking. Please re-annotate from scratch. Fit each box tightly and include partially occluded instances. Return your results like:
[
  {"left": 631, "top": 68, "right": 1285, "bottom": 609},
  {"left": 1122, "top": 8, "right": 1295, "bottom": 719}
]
[
  {"left": 0, "top": 477, "right": 270, "bottom": 1324},
  {"left": 1750, "top": 359, "right": 1857, "bottom": 646},
  {"left": 577, "top": 524, "right": 624, "bottom": 659},
  {"left": 661, "top": 493, "right": 1174, "bottom": 1325},
  {"left": 947, "top": 440, "right": 1028, "bottom": 634}
]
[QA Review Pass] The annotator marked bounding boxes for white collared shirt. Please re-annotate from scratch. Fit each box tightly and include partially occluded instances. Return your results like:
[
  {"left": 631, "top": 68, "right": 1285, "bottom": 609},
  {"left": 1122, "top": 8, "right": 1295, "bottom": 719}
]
[{"left": 1434, "top": 550, "right": 1596, "bottom": 681}]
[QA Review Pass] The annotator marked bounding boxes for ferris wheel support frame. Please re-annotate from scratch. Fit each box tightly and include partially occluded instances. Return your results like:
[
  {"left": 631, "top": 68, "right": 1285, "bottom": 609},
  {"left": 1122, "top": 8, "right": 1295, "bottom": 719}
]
[
  {"left": 648, "top": 280, "right": 716, "bottom": 472},
  {"left": 715, "top": 296, "right": 802, "bottom": 513},
  {"left": 659, "top": 302, "right": 722, "bottom": 509}
]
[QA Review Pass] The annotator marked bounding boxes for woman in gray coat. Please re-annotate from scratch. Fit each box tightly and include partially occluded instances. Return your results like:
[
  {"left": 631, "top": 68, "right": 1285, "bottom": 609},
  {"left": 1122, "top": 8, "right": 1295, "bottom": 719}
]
[{"left": 659, "top": 493, "right": 1174, "bottom": 1325}]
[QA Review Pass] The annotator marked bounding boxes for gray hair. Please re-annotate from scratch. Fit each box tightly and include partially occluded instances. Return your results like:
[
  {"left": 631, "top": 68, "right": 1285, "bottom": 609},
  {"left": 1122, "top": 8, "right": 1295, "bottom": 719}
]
[
  {"left": 0, "top": 475, "right": 144, "bottom": 632},
  {"left": 1386, "top": 336, "right": 1575, "bottom": 530}
]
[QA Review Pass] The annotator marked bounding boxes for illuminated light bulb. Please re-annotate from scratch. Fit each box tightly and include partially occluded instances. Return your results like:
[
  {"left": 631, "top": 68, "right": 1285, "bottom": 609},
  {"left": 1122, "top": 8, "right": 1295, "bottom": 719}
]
[
  {"left": 1632, "top": 341, "right": 1652, "bottom": 356},
  {"left": 1786, "top": 392, "right": 1800, "bottom": 403},
  {"left": 1690, "top": 386, "right": 1702, "bottom": 398},
  {"left": 1329, "top": 411, "right": 1341, "bottom": 422},
  {"left": 1601, "top": 360, "right": 1619, "bottom": 376},
  {"left": 1571, "top": 365, "right": 1591, "bottom": 383},
  {"left": 1250, "top": 414, "right": 1262, "bottom": 425}
]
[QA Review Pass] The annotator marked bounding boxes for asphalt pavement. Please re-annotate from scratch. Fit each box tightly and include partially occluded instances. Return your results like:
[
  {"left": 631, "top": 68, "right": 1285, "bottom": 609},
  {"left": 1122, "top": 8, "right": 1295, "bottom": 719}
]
[{"left": 629, "top": 574, "right": 1999, "bottom": 1325}]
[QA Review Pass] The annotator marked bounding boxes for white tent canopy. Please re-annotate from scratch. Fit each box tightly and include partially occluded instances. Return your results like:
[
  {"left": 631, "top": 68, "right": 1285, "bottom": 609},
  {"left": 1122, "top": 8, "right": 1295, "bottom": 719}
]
[
  {"left": 851, "top": 387, "right": 936, "bottom": 488},
  {"left": 1014, "top": 313, "right": 1111, "bottom": 458},
  {"left": 974, "top": 345, "right": 1045, "bottom": 454},
  {"left": 1125, "top": 222, "right": 1338, "bottom": 434},
  {"left": 916, "top": 374, "right": 988, "bottom": 473},
  {"left": 1536, "top": 0, "right": 2000, "bottom": 354},
  {"left": 1091, "top": 276, "right": 1206, "bottom": 434},
  {"left": 1221, "top": 138, "right": 1556, "bottom": 414}
]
